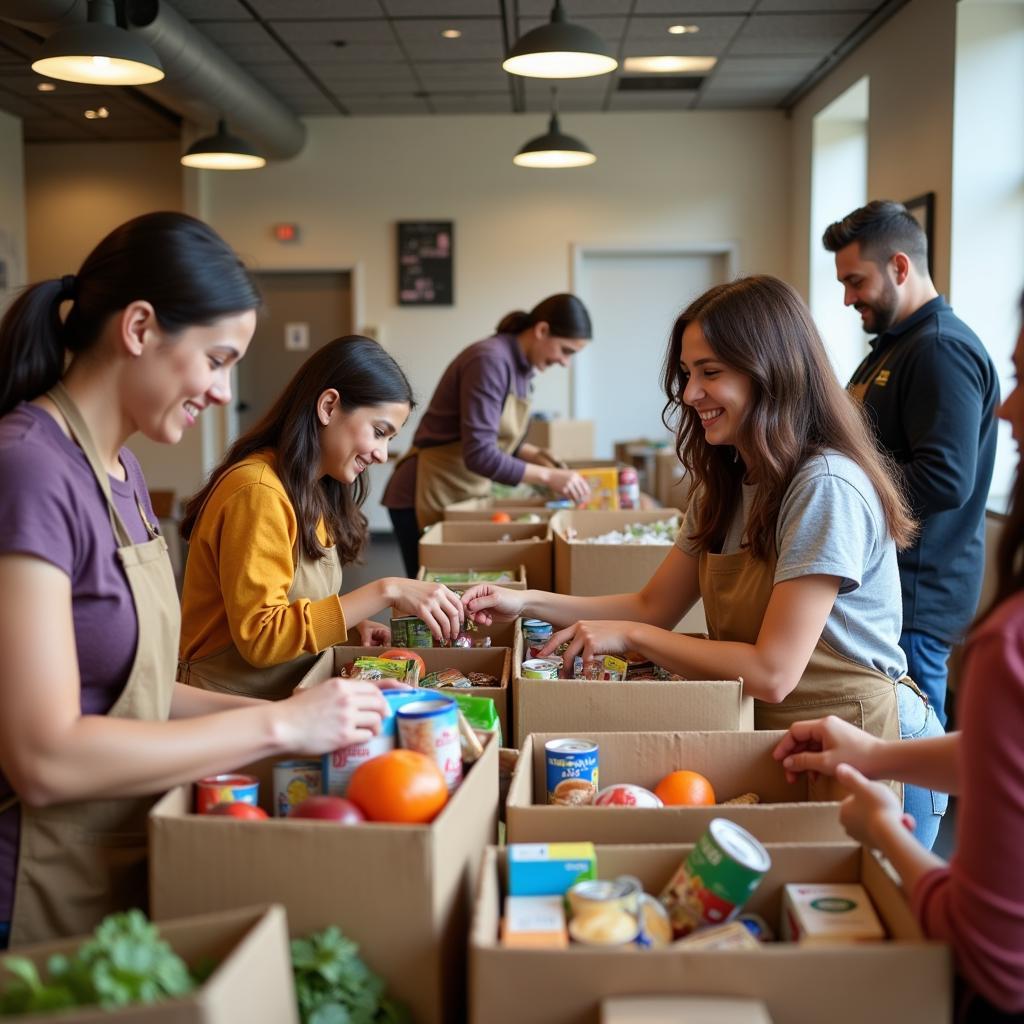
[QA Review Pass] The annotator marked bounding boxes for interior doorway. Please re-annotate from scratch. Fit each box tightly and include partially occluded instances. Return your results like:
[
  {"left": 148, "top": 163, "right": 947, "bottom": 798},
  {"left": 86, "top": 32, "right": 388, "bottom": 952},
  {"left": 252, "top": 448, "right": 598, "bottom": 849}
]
[
  {"left": 234, "top": 271, "right": 354, "bottom": 436},
  {"left": 571, "top": 246, "right": 734, "bottom": 458}
]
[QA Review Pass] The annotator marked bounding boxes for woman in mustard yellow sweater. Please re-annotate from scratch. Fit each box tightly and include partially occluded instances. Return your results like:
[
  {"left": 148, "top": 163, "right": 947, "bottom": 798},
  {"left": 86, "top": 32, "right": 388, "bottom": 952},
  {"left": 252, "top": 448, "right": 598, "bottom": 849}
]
[{"left": 178, "top": 335, "right": 465, "bottom": 700}]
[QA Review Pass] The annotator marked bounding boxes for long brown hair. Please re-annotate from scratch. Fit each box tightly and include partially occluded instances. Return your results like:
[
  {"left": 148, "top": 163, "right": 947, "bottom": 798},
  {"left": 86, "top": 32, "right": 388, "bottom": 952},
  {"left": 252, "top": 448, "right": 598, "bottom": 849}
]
[
  {"left": 661, "top": 275, "right": 916, "bottom": 560},
  {"left": 182, "top": 335, "right": 414, "bottom": 565}
]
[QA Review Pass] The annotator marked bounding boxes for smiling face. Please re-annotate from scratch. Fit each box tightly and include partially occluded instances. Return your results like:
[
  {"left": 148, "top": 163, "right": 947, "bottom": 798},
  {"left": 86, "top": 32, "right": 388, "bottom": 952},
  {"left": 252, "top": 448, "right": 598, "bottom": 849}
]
[
  {"left": 317, "top": 397, "right": 410, "bottom": 484},
  {"left": 834, "top": 241, "right": 902, "bottom": 335},
  {"left": 998, "top": 324, "right": 1024, "bottom": 451},
  {"left": 523, "top": 322, "right": 589, "bottom": 371},
  {"left": 127, "top": 308, "right": 256, "bottom": 445},
  {"left": 680, "top": 319, "right": 753, "bottom": 452}
]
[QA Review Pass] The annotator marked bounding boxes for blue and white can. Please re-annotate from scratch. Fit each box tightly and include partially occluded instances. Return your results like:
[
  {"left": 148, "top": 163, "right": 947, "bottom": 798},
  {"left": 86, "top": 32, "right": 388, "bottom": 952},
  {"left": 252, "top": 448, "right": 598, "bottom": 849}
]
[
  {"left": 396, "top": 693, "right": 463, "bottom": 791},
  {"left": 545, "top": 738, "right": 599, "bottom": 806}
]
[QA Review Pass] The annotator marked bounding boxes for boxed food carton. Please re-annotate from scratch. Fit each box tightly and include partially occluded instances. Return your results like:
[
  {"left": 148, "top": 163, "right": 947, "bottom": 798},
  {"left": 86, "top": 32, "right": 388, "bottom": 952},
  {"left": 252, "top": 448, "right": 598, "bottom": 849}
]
[
  {"left": 419, "top": 521, "right": 552, "bottom": 590},
  {"left": 780, "top": 883, "right": 886, "bottom": 944},
  {"left": 1, "top": 905, "right": 297, "bottom": 1024},
  {"left": 149, "top": 740, "right": 498, "bottom": 1024},
  {"left": 470, "top": 843, "right": 950, "bottom": 1024},
  {"left": 506, "top": 731, "right": 845, "bottom": 844},
  {"left": 523, "top": 419, "right": 595, "bottom": 461}
]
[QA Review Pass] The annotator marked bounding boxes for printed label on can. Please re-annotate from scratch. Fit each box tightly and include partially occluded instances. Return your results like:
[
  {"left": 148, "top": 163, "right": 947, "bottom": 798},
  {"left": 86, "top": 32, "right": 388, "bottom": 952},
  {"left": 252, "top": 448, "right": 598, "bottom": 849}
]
[
  {"left": 273, "top": 760, "right": 323, "bottom": 818},
  {"left": 523, "top": 658, "right": 560, "bottom": 679},
  {"left": 659, "top": 818, "right": 771, "bottom": 937},
  {"left": 195, "top": 774, "right": 259, "bottom": 814},
  {"left": 545, "top": 738, "right": 599, "bottom": 805},
  {"left": 397, "top": 697, "right": 463, "bottom": 791}
]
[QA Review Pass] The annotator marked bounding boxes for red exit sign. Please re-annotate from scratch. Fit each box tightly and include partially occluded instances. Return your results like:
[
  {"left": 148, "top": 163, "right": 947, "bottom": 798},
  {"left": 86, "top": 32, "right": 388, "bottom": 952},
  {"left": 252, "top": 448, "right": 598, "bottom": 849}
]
[{"left": 273, "top": 223, "right": 300, "bottom": 243}]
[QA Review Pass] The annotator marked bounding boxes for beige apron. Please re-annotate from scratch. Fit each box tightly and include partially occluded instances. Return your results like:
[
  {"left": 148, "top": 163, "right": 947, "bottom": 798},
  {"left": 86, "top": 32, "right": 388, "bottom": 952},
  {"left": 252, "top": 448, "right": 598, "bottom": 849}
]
[
  {"left": 2, "top": 383, "right": 178, "bottom": 945},
  {"left": 400, "top": 391, "right": 531, "bottom": 529},
  {"left": 177, "top": 462, "right": 343, "bottom": 702},
  {"left": 848, "top": 346, "right": 896, "bottom": 404},
  {"left": 699, "top": 543, "right": 910, "bottom": 801}
]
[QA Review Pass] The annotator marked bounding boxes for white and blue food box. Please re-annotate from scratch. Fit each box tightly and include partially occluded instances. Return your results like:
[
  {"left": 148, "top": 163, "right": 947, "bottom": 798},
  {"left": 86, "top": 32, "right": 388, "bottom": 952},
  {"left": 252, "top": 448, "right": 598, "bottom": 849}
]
[{"left": 508, "top": 842, "right": 597, "bottom": 897}]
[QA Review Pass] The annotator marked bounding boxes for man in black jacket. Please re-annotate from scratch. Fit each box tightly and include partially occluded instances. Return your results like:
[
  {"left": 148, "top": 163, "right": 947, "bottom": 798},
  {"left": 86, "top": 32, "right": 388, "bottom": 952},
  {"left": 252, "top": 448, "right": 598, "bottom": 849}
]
[{"left": 823, "top": 200, "right": 998, "bottom": 727}]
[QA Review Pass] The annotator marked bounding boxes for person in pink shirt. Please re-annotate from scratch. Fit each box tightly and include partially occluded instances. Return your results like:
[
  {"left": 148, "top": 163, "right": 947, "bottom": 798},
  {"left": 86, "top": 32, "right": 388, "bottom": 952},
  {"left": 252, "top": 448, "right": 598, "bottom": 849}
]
[{"left": 773, "top": 295, "right": 1024, "bottom": 1023}]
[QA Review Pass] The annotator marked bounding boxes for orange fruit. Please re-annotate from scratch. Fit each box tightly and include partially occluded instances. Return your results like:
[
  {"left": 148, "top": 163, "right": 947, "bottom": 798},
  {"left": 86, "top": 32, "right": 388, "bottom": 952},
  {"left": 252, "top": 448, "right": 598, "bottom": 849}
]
[
  {"left": 653, "top": 769, "right": 716, "bottom": 806},
  {"left": 490, "top": 511, "right": 512, "bottom": 523},
  {"left": 346, "top": 749, "right": 448, "bottom": 823}
]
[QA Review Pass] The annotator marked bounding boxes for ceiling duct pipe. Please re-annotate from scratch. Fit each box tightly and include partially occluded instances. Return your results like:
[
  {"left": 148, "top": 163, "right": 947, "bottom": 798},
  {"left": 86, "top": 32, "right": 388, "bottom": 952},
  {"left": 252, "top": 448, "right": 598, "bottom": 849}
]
[{"left": 1, "top": 0, "right": 306, "bottom": 161}]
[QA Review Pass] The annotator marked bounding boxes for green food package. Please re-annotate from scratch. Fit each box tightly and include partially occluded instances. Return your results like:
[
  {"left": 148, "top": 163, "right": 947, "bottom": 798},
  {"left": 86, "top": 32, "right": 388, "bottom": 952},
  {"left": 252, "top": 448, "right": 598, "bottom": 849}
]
[
  {"left": 451, "top": 692, "right": 501, "bottom": 745},
  {"left": 389, "top": 615, "right": 436, "bottom": 648},
  {"left": 352, "top": 656, "right": 418, "bottom": 684}
]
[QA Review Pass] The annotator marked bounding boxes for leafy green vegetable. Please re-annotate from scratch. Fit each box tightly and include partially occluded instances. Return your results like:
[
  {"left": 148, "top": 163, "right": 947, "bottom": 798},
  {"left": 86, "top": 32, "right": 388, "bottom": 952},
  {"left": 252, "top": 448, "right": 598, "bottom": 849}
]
[
  {"left": 0, "top": 910, "right": 195, "bottom": 1017},
  {"left": 291, "top": 927, "right": 408, "bottom": 1024}
]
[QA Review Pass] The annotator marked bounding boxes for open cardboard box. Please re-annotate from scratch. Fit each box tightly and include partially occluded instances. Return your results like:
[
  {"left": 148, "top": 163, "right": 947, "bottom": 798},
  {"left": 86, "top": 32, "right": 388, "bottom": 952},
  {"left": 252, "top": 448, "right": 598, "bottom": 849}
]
[
  {"left": 550, "top": 509, "right": 683, "bottom": 597},
  {"left": 511, "top": 638, "right": 752, "bottom": 742},
  {"left": 505, "top": 731, "right": 845, "bottom": 844},
  {"left": 2, "top": 905, "right": 297, "bottom": 1024},
  {"left": 444, "top": 498, "right": 557, "bottom": 524},
  {"left": 524, "top": 418, "right": 596, "bottom": 461},
  {"left": 417, "top": 562, "right": 528, "bottom": 588},
  {"left": 602, "top": 996, "right": 773, "bottom": 1024},
  {"left": 419, "top": 521, "right": 552, "bottom": 590},
  {"left": 306, "top": 642, "right": 514, "bottom": 747},
  {"left": 470, "top": 843, "right": 951, "bottom": 1024},
  {"left": 149, "top": 738, "right": 498, "bottom": 1024}
]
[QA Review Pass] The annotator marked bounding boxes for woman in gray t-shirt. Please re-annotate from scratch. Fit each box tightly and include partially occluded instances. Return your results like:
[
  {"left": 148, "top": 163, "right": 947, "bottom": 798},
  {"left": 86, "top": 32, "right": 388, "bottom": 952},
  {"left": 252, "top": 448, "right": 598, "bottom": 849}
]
[{"left": 464, "top": 275, "right": 946, "bottom": 849}]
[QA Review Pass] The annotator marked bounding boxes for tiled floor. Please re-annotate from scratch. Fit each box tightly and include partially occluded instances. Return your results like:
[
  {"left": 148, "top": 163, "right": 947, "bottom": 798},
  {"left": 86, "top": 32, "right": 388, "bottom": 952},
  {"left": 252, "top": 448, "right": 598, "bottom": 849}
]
[{"left": 352, "top": 529, "right": 957, "bottom": 859}]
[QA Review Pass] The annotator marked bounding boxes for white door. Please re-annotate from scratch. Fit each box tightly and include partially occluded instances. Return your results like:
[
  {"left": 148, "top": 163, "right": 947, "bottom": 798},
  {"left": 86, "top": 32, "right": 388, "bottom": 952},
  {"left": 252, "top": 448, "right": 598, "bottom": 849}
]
[{"left": 572, "top": 249, "right": 732, "bottom": 457}]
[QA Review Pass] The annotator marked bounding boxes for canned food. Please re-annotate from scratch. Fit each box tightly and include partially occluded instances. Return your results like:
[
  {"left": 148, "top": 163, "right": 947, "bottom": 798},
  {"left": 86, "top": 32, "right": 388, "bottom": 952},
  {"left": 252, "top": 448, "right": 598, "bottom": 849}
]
[
  {"left": 659, "top": 818, "right": 771, "bottom": 937},
  {"left": 272, "top": 759, "right": 322, "bottom": 818},
  {"left": 523, "top": 619, "right": 553, "bottom": 659},
  {"left": 545, "top": 738, "right": 599, "bottom": 805},
  {"left": 568, "top": 876, "right": 640, "bottom": 918},
  {"left": 636, "top": 893, "right": 673, "bottom": 948},
  {"left": 396, "top": 694, "right": 463, "bottom": 791},
  {"left": 567, "top": 878, "right": 641, "bottom": 947},
  {"left": 195, "top": 773, "right": 259, "bottom": 814},
  {"left": 522, "top": 658, "right": 560, "bottom": 680},
  {"left": 618, "top": 466, "right": 640, "bottom": 510},
  {"left": 322, "top": 689, "right": 413, "bottom": 796}
]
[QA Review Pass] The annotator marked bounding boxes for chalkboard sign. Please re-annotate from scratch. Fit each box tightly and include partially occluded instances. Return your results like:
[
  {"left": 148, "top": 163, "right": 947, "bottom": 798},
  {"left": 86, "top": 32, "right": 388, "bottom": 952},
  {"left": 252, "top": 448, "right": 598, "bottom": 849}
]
[{"left": 397, "top": 221, "right": 453, "bottom": 306}]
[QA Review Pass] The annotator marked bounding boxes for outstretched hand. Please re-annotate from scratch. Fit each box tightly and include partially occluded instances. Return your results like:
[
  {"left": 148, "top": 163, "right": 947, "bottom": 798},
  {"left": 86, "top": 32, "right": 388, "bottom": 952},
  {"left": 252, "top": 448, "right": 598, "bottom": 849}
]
[
  {"left": 538, "top": 620, "right": 632, "bottom": 676},
  {"left": 835, "top": 762, "right": 915, "bottom": 848},
  {"left": 772, "top": 715, "right": 880, "bottom": 785},
  {"left": 460, "top": 584, "right": 525, "bottom": 625}
]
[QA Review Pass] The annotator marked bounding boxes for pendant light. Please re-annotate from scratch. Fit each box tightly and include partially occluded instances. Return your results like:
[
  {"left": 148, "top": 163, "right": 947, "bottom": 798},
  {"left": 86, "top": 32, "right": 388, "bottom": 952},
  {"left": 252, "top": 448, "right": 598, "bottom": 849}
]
[
  {"left": 503, "top": 0, "right": 617, "bottom": 80},
  {"left": 514, "top": 89, "right": 595, "bottom": 169},
  {"left": 181, "top": 119, "right": 266, "bottom": 171},
  {"left": 32, "top": 0, "right": 163, "bottom": 86}
]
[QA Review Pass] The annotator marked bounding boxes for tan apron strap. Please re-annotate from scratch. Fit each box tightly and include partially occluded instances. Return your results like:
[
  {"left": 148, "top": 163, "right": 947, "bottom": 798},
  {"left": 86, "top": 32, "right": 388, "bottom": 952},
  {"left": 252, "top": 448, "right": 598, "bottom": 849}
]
[{"left": 848, "top": 346, "right": 896, "bottom": 404}]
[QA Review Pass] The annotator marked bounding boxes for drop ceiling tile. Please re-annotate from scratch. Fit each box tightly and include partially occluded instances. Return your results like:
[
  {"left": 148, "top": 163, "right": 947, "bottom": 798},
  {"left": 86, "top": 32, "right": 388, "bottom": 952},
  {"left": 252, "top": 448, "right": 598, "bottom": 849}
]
[
  {"left": 0, "top": 72, "right": 106, "bottom": 99},
  {"left": 608, "top": 90, "right": 696, "bottom": 110},
  {"left": 329, "top": 76, "right": 423, "bottom": 95},
  {"left": 249, "top": 0, "right": 385, "bottom": 16},
  {"left": 22, "top": 117, "right": 93, "bottom": 141},
  {"left": 309, "top": 61, "right": 417, "bottom": 85},
  {"left": 720, "top": 55, "right": 822, "bottom": 75},
  {"left": 290, "top": 40, "right": 406, "bottom": 64},
  {"left": 271, "top": 20, "right": 395, "bottom": 44},
  {"left": 292, "top": 97, "right": 341, "bottom": 114},
  {"left": 206, "top": 39, "right": 292, "bottom": 63},
  {"left": 625, "top": 14, "right": 745, "bottom": 44},
  {"left": 709, "top": 69, "right": 807, "bottom": 91},
  {"left": 344, "top": 95, "right": 431, "bottom": 114},
  {"left": 635, "top": 0, "right": 755, "bottom": 11},
  {"left": 193, "top": 21, "right": 270, "bottom": 45},
  {"left": 758, "top": 0, "right": 874, "bottom": 10},
  {"left": 730, "top": 12, "right": 865, "bottom": 55},
  {"left": 243, "top": 63, "right": 315, "bottom": 87},
  {"left": 698, "top": 85, "right": 789, "bottom": 107},
  {"left": 392, "top": 18, "right": 504, "bottom": 61},
  {"left": 517, "top": 0, "right": 637, "bottom": 14},
  {"left": 516, "top": 15, "right": 626, "bottom": 44},
  {"left": 169, "top": 0, "right": 251, "bottom": 18},
  {"left": 428, "top": 94, "right": 513, "bottom": 113},
  {"left": 386, "top": 0, "right": 500, "bottom": 14},
  {"left": 414, "top": 60, "right": 507, "bottom": 89}
]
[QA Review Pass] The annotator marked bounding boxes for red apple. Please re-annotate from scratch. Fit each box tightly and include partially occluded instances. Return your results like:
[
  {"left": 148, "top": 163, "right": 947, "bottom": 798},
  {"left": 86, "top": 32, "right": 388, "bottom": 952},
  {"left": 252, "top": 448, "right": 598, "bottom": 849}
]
[
  {"left": 288, "top": 795, "right": 366, "bottom": 823},
  {"left": 206, "top": 801, "right": 268, "bottom": 819}
]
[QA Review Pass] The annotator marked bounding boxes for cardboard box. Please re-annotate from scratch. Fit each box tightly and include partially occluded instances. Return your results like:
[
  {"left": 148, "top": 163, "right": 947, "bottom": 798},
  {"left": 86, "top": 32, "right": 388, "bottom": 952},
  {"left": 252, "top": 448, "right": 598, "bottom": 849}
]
[
  {"left": 470, "top": 843, "right": 951, "bottom": 1024},
  {"left": 512, "top": 634, "right": 752, "bottom": 742},
  {"left": 3, "top": 905, "right": 297, "bottom": 1024},
  {"left": 443, "top": 498, "right": 556, "bottom": 523},
  {"left": 149, "top": 738, "right": 498, "bottom": 1024},
  {"left": 419, "top": 521, "right": 552, "bottom": 590},
  {"left": 550, "top": 509, "right": 683, "bottom": 597},
  {"left": 417, "top": 562, "right": 528, "bottom": 589},
  {"left": 524, "top": 418, "right": 596, "bottom": 461},
  {"left": 506, "top": 731, "right": 846, "bottom": 844},
  {"left": 306, "top": 641, "right": 514, "bottom": 748},
  {"left": 602, "top": 996, "right": 773, "bottom": 1024},
  {"left": 654, "top": 448, "right": 690, "bottom": 510}
]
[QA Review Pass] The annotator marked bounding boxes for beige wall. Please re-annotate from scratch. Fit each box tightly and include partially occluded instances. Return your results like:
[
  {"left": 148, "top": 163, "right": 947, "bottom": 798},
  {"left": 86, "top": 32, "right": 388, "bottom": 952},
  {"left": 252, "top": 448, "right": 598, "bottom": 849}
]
[
  {"left": 0, "top": 109, "right": 27, "bottom": 317},
  {"left": 198, "top": 109, "right": 792, "bottom": 525},
  {"left": 790, "top": 0, "right": 957, "bottom": 297}
]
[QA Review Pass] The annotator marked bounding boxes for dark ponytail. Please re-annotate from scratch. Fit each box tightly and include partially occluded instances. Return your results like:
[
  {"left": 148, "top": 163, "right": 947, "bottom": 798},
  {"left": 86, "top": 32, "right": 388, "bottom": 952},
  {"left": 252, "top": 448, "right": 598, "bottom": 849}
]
[
  {"left": 0, "top": 211, "right": 260, "bottom": 417},
  {"left": 495, "top": 292, "right": 592, "bottom": 340}
]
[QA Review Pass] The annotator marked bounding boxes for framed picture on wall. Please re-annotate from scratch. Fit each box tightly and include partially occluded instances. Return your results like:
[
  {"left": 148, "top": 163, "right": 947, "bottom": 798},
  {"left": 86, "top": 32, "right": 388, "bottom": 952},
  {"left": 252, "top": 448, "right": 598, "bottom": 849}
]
[{"left": 902, "top": 192, "right": 935, "bottom": 277}]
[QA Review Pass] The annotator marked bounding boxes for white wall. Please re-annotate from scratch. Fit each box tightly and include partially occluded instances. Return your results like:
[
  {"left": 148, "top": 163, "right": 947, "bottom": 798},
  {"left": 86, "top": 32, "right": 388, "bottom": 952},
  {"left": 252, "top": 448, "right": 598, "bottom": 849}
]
[
  {"left": 0, "top": 109, "right": 27, "bottom": 317},
  {"left": 951, "top": 0, "right": 1024, "bottom": 510},
  {"left": 790, "top": 0, "right": 957, "bottom": 300},
  {"left": 200, "top": 110, "right": 792, "bottom": 525}
]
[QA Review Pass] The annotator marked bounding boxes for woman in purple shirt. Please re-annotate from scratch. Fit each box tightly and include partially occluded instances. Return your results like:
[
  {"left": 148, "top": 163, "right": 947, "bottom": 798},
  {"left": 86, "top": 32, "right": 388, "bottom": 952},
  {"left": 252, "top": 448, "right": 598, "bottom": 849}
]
[
  {"left": 773, "top": 295, "right": 1024, "bottom": 1021},
  {"left": 382, "top": 293, "right": 594, "bottom": 576},
  {"left": 0, "top": 213, "right": 393, "bottom": 947}
]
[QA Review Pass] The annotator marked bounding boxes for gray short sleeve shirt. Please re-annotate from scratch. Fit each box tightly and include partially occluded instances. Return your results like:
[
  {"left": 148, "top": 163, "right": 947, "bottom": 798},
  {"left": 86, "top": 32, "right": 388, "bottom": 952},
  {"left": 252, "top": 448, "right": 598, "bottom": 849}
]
[{"left": 677, "top": 452, "right": 907, "bottom": 680}]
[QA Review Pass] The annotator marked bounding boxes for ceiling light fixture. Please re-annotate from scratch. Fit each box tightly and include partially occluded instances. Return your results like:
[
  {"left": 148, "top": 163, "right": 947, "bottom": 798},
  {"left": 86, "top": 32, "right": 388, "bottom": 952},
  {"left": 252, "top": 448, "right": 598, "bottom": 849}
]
[
  {"left": 36, "top": 81, "right": 57, "bottom": 92},
  {"left": 31, "top": 0, "right": 164, "bottom": 86},
  {"left": 667, "top": 25, "right": 700, "bottom": 36},
  {"left": 181, "top": 119, "right": 267, "bottom": 171},
  {"left": 442, "top": 29, "right": 462, "bottom": 39},
  {"left": 83, "top": 105, "right": 109, "bottom": 119},
  {"left": 623, "top": 56, "right": 717, "bottom": 74},
  {"left": 513, "top": 88, "right": 595, "bottom": 168},
  {"left": 503, "top": 0, "right": 617, "bottom": 80}
]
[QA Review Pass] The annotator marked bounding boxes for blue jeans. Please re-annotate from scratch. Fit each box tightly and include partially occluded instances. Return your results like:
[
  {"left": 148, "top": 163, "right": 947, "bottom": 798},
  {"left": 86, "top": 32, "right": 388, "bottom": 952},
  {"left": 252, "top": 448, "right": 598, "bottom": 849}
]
[
  {"left": 899, "top": 630, "right": 952, "bottom": 727},
  {"left": 897, "top": 681, "right": 949, "bottom": 851}
]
